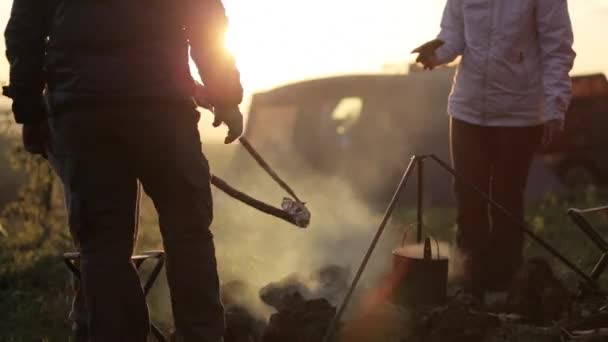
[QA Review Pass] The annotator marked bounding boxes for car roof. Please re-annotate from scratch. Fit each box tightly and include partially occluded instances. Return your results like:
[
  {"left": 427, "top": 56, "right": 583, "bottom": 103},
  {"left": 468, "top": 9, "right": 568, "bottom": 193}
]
[
  {"left": 251, "top": 69, "right": 456, "bottom": 105},
  {"left": 252, "top": 74, "right": 403, "bottom": 102},
  {"left": 572, "top": 73, "right": 608, "bottom": 98}
]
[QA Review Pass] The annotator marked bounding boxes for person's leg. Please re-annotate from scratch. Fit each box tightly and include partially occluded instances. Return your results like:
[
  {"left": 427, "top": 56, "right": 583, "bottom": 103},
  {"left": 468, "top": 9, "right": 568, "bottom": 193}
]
[
  {"left": 486, "top": 124, "right": 543, "bottom": 291},
  {"left": 50, "top": 110, "right": 148, "bottom": 342},
  {"left": 46, "top": 147, "right": 86, "bottom": 331},
  {"left": 128, "top": 104, "right": 224, "bottom": 342},
  {"left": 48, "top": 140, "right": 143, "bottom": 341},
  {"left": 450, "top": 118, "right": 493, "bottom": 296}
]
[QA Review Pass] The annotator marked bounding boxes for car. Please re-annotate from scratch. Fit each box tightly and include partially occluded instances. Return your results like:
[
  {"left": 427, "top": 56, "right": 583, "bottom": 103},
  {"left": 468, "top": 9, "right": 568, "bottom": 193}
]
[
  {"left": 238, "top": 66, "right": 456, "bottom": 206},
  {"left": 237, "top": 66, "right": 603, "bottom": 205},
  {"left": 541, "top": 73, "right": 608, "bottom": 189}
]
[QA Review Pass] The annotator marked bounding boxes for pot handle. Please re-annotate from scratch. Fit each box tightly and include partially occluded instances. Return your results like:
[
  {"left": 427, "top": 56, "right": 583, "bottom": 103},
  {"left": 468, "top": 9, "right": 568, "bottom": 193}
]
[
  {"left": 429, "top": 235, "right": 441, "bottom": 260},
  {"left": 400, "top": 224, "right": 414, "bottom": 247},
  {"left": 401, "top": 225, "right": 442, "bottom": 259}
]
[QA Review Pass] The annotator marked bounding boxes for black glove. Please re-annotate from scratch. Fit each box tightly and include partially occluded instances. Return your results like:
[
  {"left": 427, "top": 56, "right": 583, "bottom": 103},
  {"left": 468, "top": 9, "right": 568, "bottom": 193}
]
[
  {"left": 412, "top": 39, "right": 445, "bottom": 70},
  {"left": 22, "top": 121, "right": 49, "bottom": 157},
  {"left": 192, "top": 82, "right": 243, "bottom": 144},
  {"left": 3, "top": 87, "right": 46, "bottom": 125},
  {"left": 213, "top": 106, "right": 243, "bottom": 144}
]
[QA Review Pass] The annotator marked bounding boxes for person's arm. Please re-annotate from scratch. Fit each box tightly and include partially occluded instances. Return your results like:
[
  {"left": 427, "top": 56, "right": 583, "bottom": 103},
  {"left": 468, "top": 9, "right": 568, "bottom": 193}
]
[
  {"left": 435, "top": 0, "right": 465, "bottom": 65},
  {"left": 4, "top": 0, "right": 49, "bottom": 125},
  {"left": 184, "top": 0, "right": 243, "bottom": 109},
  {"left": 536, "top": 0, "right": 576, "bottom": 123}
]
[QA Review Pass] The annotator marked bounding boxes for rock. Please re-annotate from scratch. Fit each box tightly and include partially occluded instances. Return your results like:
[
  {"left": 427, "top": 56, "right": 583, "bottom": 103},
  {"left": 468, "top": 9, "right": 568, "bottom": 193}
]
[
  {"left": 261, "top": 295, "right": 336, "bottom": 342},
  {"left": 224, "top": 305, "right": 265, "bottom": 342},
  {"left": 259, "top": 274, "right": 311, "bottom": 311},
  {"left": 221, "top": 280, "right": 267, "bottom": 342},
  {"left": 259, "top": 264, "right": 350, "bottom": 310}
]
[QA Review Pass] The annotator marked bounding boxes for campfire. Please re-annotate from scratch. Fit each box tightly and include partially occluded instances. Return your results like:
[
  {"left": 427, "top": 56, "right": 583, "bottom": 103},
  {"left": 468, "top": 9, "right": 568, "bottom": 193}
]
[
  {"left": 220, "top": 265, "right": 347, "bottom": 342},
  {"left": 217, "top": 257, "right": 608, "bottom": 342},
  {"left": 211, "top": 154, "right": 608, "bottom": 342}
]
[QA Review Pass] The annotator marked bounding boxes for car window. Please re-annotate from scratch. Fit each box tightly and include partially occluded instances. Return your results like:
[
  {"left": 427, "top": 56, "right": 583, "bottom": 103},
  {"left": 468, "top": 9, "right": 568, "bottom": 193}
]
[
  {"left": 330, "top": 97, "right": 363, "bottom": 136},
  {"left": 290, "top": 95, "right": 365, "bottom": 172}
]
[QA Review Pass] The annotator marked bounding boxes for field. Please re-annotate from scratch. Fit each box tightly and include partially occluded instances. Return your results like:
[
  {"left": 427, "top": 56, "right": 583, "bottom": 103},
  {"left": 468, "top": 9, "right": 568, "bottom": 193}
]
[{"left": 0, "top": 140, "right": 607, "bottom": 341}]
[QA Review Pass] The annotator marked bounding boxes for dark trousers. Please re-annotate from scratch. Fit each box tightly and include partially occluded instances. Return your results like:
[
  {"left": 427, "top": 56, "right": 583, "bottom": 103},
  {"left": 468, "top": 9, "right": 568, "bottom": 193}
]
[
  {"left": 49, "top": 152, "right": 142, "bottom": 336},
  {"left": 450, "top": 118, "right": 542, "bottom": 292},
  {"left": 50, "top": 103, "right": 224, "bottom": 342}
]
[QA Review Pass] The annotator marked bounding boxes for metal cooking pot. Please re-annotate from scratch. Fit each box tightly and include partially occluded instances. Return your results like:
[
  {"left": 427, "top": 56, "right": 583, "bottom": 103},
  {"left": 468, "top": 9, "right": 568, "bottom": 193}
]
[{"left": 391, "top": 237, "right": 449, "bottom": 309}]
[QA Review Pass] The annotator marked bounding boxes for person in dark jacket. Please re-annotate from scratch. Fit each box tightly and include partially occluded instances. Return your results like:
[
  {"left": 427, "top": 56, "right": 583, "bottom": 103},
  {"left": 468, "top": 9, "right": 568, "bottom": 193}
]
[{"left": 4, "top": 0, "right": 244, "bottom": 341}]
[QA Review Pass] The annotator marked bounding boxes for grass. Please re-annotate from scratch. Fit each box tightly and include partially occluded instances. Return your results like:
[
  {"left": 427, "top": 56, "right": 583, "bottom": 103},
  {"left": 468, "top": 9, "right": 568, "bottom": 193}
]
[
  {"left": 0, "top": 157, "right": 606, "bottom": 341},
  {"left": 0, "top": 242, "right": 71, "bottom": 341},
  {"left": 524, "top": 189, "right": 608, "bottom": 288}
]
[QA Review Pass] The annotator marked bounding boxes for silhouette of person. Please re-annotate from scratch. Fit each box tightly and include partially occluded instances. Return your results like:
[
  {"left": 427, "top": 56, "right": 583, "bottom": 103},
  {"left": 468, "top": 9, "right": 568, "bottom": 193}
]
[{"left": 4, "top": 0, "right": 244, "bottom": 341}]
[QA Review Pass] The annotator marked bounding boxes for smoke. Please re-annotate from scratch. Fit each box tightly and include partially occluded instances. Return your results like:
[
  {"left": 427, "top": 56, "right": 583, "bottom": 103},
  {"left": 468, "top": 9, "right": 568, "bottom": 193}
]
[
  {"left": 208, "top": 143, "right": 446, "bottom": 320},
  {"left": 138, "top": 141, "right": 458, "bottom": 327},
  {"left": 259, "top": 264, "right": 350, "bottom": 310}
]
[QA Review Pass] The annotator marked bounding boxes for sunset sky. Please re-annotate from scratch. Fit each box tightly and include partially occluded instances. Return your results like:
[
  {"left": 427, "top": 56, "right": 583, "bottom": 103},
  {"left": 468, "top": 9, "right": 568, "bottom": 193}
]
[{"left": 0, "top": 0, "right": 607, "bottom": 96}]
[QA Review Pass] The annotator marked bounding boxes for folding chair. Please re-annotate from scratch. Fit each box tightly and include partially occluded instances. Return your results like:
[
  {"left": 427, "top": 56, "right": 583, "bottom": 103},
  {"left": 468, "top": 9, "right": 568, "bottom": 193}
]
[
  {"left": 63, "top": 250, "right": 168, "bottom": 342},
  {"left": 568, "top": 205, "right": 608, "bottom": 295}
]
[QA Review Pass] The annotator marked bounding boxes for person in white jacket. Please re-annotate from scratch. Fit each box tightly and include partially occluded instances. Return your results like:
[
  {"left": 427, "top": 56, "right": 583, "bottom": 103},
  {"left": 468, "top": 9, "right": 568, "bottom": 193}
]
[{"left": 414, "top": 0, "right": 575, "bottom": 297}]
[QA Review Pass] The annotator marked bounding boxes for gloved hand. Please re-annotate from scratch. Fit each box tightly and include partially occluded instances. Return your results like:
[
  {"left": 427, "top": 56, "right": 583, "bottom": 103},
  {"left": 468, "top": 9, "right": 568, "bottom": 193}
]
[
  {"left": 193, "top": 82, "right": 243, "bottom": 143},
  {"left": 412, "top": 39, "right": 445, "bottom": 70},
  {"left": 22, "top": 121, "right": 49, "bottom": 157},
  {"left": 213, "top": 106, "right": 243, "bottom": 144}
]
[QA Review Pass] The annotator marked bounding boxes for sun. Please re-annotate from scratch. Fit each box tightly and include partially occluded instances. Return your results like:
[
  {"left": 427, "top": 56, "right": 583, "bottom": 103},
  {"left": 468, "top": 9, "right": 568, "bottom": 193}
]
[
  {"left": 222, "top": 23, "right": 281, "bottom": 92},
  {"left": 219, "top": 0, "right": 457, "bottom": 93},
  {"left": 220, "top": 0, "right": 366, "bottom": 92}
]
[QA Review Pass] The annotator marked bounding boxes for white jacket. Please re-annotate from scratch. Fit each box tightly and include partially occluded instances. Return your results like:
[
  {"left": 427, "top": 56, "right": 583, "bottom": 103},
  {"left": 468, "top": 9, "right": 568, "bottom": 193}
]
[{"left": 436, "top": 0, "right": 576, "bottom": 127}]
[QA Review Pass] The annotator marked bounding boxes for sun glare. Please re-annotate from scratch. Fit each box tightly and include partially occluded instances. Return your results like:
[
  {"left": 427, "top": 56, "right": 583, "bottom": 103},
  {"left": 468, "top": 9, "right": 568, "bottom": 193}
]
[
  {"left": 224, "top": 26, "right": 239, "bottom": 58},
  {"left": 202, "top": 0, "right": 608, "bottom": 96},
  {"left": 220, "top": 0, "right": 445, "bottom": 93}
]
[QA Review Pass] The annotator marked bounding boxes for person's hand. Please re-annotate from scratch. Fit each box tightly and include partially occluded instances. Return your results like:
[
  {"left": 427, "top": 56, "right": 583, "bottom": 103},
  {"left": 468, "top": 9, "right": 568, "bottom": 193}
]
[
  {"left": 213, "top": 106, "right": 243, "bottom": 144},
  {"left": 22, "top": 121, "right": 49, "bottom": 157},
  {"left": 416, "top": 53, "right": 439, "bottom": 70},
  {"left": 196, "top": 83, "right": 243, "bottom": 143},
  {"left": 542, "top": 119, "right": 564, "bottom": 148},
  {"left": 412, "top": 39, "right": 445, "bottom": 71}
]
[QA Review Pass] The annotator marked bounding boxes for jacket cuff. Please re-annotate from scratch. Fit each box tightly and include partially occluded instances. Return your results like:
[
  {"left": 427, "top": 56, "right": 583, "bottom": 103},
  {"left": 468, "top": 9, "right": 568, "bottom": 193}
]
[
  {"left": 434, "top": 46, "right": 453, "bottom": 66},
  {"left": 434, "top": 36, "right": 460, "bottom": 65},
  {"left": 202, "top": 72, "right": 244, "bottom": 108},
  {"left": 545, "top": 100, "right": 566, "bottom": 123}
]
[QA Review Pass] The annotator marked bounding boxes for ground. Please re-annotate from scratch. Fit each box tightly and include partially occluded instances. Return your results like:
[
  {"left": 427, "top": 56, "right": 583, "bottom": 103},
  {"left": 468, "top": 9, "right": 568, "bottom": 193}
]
[{"left": 0, "top": 142, "right": 607, "bottom": 341}]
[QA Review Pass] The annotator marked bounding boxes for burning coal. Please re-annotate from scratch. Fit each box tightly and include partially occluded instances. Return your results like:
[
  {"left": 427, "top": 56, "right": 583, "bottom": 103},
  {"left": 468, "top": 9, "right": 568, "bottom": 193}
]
[
  {"left": 259, "top": 264, "right": 350, "bottom": 310},
  {"left": 218, "top": 265, "right": 348, "bottom": 342}
]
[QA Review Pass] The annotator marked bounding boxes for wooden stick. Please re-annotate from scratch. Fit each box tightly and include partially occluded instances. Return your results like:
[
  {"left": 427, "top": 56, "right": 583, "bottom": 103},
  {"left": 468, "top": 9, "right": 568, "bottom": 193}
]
[{"left": 210, "top": 175, "right": 303, "bottom": 228}]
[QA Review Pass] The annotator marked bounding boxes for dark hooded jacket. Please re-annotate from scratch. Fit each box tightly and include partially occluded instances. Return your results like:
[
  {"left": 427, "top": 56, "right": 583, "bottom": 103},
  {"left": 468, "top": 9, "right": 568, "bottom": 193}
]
[{"left": 4, "top": 0, "right": 242, "bottom": 124}]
